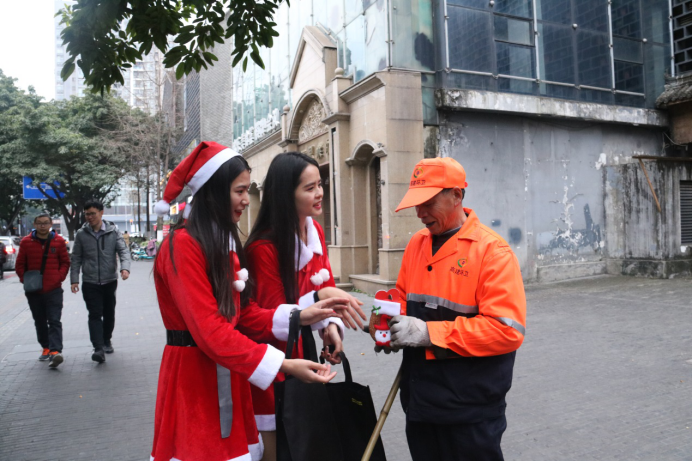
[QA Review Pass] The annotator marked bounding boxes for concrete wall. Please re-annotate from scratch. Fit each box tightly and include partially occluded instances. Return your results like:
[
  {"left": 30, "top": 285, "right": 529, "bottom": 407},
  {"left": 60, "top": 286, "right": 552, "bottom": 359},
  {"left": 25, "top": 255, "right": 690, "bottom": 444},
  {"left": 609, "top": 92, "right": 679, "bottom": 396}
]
[
  {"left": 438, "top": 111, "right": 676, "bottom": 282},
  {"left": 604, "top": 160, "right": 692, "bottom": 278}
]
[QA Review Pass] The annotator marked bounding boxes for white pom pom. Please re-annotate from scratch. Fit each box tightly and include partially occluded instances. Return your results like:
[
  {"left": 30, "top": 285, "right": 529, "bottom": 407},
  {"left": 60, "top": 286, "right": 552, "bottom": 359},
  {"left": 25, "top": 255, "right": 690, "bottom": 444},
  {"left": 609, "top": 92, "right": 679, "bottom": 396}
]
[
  {"left": 318, "top": 268, "right": 330, "bottom": 282},
  {"left": 233, "top": 280, "right": 246, "bottom": 292},
  {"left": 154, "top": 200, "right": 170, "bottom": 217},
  {"left": 182, "top": 203, "right": 191, "bottom": 219},
  {"left": 310, "top": 273, "right": 323, "bottom": 286},
  {"left": 236, "top": 268, "right": 249, "bottom": 281}
]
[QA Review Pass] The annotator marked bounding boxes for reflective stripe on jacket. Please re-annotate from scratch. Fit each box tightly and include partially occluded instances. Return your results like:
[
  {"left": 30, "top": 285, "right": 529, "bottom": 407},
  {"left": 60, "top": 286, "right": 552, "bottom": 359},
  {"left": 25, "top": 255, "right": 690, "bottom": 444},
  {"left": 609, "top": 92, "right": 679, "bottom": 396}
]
[{"left": 396, "top": 207, "right": 526, "bottom": 424}]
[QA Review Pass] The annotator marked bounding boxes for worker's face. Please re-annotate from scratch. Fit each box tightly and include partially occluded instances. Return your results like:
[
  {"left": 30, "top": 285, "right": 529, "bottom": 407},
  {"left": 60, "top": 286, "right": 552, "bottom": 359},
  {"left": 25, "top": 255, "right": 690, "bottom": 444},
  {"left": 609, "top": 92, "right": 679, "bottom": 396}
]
[
  {"left": 84, "top": 207, "right": 104, "bottom": 227},
  {"left": 415, "top": 188, "right": 463, "bottom": 236},
  {"left": 230, "top": 170, "right": 251, "bottom": 224},
  {"left": 295, "top": 165, "right": 324, "bottom": 219}
]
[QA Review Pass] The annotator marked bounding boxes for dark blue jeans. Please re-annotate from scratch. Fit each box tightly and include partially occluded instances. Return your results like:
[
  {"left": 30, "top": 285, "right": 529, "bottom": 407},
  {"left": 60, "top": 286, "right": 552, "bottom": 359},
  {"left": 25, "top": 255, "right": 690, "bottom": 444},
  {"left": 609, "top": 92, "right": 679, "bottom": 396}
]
[
  {"left": 82, "top": 281, "right": 118, "bottom": 349},
  {"left": 406, "top": 415, "right": 507, "bottom": 461},
  {"left": 26, "top": 288, "right": 64, "bottom": 353}
]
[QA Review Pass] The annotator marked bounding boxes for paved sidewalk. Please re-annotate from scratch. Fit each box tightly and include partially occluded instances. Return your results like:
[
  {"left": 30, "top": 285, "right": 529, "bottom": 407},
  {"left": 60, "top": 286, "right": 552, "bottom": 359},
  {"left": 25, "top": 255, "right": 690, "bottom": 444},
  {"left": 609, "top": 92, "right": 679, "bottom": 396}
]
[{"left": 0, "top": 262, "right": 690, "bottom": 460}]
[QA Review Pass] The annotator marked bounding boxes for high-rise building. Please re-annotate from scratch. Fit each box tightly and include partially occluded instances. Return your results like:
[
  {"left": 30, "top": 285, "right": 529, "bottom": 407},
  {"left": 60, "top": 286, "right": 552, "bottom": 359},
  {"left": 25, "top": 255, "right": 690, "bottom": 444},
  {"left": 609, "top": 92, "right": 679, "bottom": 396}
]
[
  {"left": 54, "top": 0, "right": 86, "bottom": 100},
  {"left": 54, "top": 0, "right": 164, "bottom": 114}
]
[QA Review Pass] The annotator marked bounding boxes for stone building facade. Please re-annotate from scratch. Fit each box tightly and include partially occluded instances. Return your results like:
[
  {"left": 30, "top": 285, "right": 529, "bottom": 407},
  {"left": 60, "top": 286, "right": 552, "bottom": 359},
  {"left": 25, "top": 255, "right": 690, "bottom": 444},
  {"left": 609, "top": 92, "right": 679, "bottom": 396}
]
[{"left": 167, "top": 0, "right": 691, "bottom": 291}]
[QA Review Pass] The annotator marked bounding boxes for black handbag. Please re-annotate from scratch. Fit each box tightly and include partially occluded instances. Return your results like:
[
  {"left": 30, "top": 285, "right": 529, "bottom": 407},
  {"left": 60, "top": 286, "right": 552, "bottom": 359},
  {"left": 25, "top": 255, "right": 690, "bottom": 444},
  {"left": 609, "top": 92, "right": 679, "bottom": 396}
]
[
  {"left": 275, "top": 310, "right": 387, "bottom": 461},
  {"left": 23, "top": 235, "right": 52, "bottom": 293}
]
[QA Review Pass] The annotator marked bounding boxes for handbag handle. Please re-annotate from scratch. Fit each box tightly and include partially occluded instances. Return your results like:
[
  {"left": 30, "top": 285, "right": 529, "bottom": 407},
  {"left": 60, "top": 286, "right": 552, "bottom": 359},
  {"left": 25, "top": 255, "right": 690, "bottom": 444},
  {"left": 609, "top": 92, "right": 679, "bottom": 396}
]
[
  {"left": 285, "top": 309, "right": 301, "bottom": 360},
  {"left": 40, "top": 234, "right": 52, "bottom": 275},
  {"left": 285, "top": 311, "right": 353, "bottom": 383},
  {"left": 338, "top": 352, "right": 353, "bottom": 384}
]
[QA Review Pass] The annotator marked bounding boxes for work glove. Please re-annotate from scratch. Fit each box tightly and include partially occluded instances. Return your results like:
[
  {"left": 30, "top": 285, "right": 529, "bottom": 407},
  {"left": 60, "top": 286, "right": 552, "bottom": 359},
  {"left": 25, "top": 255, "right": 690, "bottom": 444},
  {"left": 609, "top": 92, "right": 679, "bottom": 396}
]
[{"left": 389, "top": 315, "right": 431, "bottom": 348}]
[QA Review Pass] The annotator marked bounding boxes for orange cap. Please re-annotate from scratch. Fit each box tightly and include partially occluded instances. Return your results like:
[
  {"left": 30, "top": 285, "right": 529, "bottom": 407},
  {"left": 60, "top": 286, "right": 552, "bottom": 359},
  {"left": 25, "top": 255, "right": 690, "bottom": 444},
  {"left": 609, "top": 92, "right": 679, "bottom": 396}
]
[{"left": 395, "top": 157, "right": 468, "bottom": 212}]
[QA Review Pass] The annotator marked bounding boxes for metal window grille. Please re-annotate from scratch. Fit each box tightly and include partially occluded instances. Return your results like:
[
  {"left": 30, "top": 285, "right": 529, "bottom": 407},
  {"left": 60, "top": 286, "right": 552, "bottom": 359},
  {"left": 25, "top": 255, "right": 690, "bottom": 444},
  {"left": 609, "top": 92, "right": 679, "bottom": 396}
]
[
  {"left": 681, "top": 181, "right": 692, "bottom": 245},
  {"left": 672, "top": 0, "right": 692, "bottom": 75}
]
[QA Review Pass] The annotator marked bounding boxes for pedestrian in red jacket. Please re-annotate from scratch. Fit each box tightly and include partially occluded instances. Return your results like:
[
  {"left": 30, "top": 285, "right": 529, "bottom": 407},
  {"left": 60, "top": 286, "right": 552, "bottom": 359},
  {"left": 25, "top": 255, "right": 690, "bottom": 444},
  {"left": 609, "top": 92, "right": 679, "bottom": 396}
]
[{"left": 15, "top": 213, "right": 70, "bottom": 368}]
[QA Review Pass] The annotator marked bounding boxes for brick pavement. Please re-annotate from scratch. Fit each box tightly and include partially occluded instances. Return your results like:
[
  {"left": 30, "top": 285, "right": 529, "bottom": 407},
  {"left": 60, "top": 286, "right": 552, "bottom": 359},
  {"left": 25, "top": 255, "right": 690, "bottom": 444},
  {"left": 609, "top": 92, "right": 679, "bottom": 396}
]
[{"left": 0, "top": 263, "right": 690, "bottom": 460}]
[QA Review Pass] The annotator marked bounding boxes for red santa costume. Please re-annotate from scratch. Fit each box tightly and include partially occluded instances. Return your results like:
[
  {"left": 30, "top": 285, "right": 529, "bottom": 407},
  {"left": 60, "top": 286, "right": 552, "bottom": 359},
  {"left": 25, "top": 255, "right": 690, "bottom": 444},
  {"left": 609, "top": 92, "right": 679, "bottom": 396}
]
[
  {"left": 150, "top": 142, "right": 301, "bottom": 461},
  {"left": 243, "top": 217, "right": 344, "bottom": 431}
]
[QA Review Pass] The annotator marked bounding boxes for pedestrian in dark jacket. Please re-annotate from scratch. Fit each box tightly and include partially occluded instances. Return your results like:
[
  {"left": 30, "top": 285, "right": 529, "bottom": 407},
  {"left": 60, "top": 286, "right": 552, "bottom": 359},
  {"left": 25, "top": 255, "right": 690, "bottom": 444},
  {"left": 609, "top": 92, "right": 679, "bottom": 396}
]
[
  {"left": 15, "top": 213, "right": 70, "bottom": 368},
  {"left": 70, "top": 199, "right": 131, "bottom": 363}
]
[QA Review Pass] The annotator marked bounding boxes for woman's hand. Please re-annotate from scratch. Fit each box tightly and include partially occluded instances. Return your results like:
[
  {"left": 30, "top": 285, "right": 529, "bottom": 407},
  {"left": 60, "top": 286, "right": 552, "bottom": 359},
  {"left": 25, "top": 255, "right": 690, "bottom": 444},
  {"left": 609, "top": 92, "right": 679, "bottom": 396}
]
[
  {"left": 317, "top": 287, "right": 367, "bottom": 330},
  {"left": 321, "top": 323, "right": 343, "bottom": 365},
  {"left": 299, "top": 297, "right": 349, "bottom": 326},
  {"left": 280, "top": 359, "right": 337, "bottom": 383}
]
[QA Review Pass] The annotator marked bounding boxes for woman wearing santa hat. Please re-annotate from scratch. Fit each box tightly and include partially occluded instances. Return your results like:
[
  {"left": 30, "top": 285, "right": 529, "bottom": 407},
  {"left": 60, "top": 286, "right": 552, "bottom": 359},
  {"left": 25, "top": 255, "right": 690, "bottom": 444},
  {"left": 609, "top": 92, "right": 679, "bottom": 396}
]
[
  {"left": 150, "top": 142, "right": 351, "bottom": 461},
  {"left": 242, "top": 152, "right": 367, "bottom": 459}
]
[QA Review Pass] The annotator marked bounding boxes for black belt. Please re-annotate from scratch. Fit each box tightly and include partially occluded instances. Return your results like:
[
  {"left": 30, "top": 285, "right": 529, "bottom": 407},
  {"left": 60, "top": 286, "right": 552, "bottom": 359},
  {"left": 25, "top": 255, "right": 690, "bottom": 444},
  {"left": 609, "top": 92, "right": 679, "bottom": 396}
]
[
  {"left": 166, "top": 329, "right": 197, "bottom": 347},
  {"left": 165, "top": 328, "right": 232, "bottom": 438}
]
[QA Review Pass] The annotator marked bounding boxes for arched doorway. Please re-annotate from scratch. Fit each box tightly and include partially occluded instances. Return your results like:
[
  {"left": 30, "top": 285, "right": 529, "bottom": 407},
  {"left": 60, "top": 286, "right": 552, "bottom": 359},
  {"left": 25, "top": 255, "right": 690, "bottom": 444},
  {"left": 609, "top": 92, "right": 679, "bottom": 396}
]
[{"left": 347, "top": 141, "right": 383, "bottom": 275}]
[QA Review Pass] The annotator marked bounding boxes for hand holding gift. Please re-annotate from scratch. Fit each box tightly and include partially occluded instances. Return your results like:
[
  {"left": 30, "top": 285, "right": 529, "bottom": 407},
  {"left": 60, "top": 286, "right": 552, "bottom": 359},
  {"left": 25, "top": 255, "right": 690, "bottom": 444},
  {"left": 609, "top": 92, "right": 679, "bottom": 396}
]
[{"left": 369, "top": 289, "right": 402, "bottom": 353}]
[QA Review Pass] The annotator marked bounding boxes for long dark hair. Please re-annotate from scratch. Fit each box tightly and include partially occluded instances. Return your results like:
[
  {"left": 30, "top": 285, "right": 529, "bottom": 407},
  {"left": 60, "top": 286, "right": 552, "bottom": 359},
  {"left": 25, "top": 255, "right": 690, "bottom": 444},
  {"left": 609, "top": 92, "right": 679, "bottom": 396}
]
[
  {"left": 246, "top": 152, "right": 319, "bottom": 304},
  {"left": 155, "top": 155, "right": 251, "bottom": 320}
]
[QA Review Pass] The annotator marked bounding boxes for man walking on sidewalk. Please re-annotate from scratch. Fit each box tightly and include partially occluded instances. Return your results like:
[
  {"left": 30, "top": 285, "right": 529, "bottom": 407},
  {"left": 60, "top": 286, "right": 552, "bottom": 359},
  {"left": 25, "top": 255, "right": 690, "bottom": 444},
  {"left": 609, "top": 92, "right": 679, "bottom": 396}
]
[
  {"left": 16, "top": 213, "right": 71, "bottom": 368},
  {"left": 71, "top": 200, "right": 131, "bottom": 363}
]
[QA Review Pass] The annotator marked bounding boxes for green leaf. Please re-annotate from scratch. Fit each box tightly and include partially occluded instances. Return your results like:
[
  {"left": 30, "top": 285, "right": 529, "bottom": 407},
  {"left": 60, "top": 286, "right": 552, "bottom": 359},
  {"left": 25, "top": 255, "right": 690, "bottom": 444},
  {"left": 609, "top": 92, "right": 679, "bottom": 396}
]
[{"left": 175, "top": 62, "right": 186, "bottom": 80}]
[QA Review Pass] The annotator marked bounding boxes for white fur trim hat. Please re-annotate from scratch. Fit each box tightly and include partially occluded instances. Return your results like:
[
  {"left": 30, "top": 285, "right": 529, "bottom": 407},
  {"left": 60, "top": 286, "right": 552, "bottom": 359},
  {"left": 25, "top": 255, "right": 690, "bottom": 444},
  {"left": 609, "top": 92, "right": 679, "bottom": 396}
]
[{"left": 155, "top": 141, "right": 242, "bottom": 217}]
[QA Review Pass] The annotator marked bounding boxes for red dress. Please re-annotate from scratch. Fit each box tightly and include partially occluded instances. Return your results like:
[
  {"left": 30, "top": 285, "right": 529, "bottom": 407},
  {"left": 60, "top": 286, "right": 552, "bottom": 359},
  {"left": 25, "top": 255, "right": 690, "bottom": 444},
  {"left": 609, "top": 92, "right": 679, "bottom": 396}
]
[
  {"left": 244, "top": 218, "right": 341, "bottom": 431},
  {"left": 151, "top": 229, "right": 295, "bottom": 461}
]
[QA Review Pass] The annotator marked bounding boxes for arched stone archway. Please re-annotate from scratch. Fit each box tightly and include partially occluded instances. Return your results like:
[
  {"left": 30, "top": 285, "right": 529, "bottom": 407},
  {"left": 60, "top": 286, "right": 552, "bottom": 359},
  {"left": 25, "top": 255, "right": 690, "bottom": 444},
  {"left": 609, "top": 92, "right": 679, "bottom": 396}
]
[{"left": 287, "top": 90, "right": 331, "bottom": 144}]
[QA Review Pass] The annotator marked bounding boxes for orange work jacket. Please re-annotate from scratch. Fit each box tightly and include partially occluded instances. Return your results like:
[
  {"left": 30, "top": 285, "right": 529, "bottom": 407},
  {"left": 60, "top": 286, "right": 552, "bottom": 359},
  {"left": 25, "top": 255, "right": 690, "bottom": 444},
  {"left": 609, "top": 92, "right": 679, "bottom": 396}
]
[{"left": 396, "top": 208, "right": 526, "bottom": 424}]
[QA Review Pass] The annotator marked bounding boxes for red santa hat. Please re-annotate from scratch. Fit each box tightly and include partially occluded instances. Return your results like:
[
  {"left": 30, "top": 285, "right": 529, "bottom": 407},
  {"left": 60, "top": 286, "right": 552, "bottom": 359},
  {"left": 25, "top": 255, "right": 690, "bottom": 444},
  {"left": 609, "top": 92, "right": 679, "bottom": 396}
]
[{"left": 155, "top": 141, "right": 241, "bottom": 217}]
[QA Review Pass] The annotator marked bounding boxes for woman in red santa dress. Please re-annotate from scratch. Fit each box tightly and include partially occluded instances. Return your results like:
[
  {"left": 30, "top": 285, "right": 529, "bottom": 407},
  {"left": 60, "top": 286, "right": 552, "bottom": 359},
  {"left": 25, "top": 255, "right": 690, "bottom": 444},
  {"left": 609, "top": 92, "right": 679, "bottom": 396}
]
[
  {"left": 150, "top": 142, "right": 351, "bottom": 461},
  {"left": 242, "top": 152, "right": 367, "bottom": 459}
]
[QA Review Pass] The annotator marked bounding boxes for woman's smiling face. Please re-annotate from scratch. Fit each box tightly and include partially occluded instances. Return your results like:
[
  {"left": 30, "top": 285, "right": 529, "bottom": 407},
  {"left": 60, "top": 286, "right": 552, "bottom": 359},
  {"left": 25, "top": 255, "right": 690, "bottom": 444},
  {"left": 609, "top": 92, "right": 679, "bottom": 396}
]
[{"left": 294, "top": 165, "right": 324, "bottom": 219}]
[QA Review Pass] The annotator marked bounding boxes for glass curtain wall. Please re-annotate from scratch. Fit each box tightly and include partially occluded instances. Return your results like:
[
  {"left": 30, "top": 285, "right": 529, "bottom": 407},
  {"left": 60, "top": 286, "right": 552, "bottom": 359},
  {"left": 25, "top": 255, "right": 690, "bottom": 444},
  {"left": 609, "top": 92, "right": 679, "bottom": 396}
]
[
  {"left": 232, "top": 0, "right": 393, "bottom": 151},
  {"left": 440, "top": 0, "right": 671, "bottom": 108}
]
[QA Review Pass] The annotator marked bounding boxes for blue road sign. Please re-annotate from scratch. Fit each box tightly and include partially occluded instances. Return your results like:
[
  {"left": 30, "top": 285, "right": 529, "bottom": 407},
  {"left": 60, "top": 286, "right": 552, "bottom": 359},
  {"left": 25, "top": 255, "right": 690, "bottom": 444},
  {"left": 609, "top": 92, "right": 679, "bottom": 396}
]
[{"left": 23, "top": 177, "right": 65, "bottom": 200}]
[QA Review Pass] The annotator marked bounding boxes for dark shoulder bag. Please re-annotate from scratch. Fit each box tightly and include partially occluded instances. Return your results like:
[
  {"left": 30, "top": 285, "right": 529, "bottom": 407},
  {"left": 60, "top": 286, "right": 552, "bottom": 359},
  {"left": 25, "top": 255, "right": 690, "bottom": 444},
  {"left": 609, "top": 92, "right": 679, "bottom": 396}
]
[{"left": 23, "top": 236, "right": 52, "bottom": 293}]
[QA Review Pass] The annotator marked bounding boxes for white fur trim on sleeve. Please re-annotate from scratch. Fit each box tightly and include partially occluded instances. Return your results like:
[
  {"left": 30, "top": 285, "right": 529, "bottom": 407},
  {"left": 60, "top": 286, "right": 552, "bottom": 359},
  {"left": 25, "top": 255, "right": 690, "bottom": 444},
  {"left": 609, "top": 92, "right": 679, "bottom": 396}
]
[
  {"left": 255, "top": 414, "right": 276, "bottom": 432},
  {"left": 249, "top": 437, "right": 264, "bottom": 461},
  {"left": 317, "top": 317, "right": 345, "bottom": 340},
  {"left": 272, "top": 304, "right": 299, "bottom": 341},
  {"left": 248, "top": 345, "right": 284, "bottom": 390},
  {"left": 298, "top": 291, "right": 316, "bottom": 309}
]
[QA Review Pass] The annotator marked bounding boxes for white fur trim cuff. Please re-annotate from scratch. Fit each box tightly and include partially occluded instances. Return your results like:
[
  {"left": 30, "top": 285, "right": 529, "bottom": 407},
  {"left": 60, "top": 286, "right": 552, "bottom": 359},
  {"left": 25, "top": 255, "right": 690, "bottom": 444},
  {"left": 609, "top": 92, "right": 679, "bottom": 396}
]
[
  {"left": 255, "top": 414, "right": 277, "bottom": 432},
  {"left": 272, "top": 304, "right": 299, "bottom": 341},
  {"left": 249, "top": 436, "right": 264, "bottom": 461},
  {"left": 317, "top": 317, "right": 345, "bottom": 340},
  {"left": 248, "top": 345, "right": 285, "bottom": 390},
  {"left": 298, "top": 291, "right": 316, "bottom": 309}
]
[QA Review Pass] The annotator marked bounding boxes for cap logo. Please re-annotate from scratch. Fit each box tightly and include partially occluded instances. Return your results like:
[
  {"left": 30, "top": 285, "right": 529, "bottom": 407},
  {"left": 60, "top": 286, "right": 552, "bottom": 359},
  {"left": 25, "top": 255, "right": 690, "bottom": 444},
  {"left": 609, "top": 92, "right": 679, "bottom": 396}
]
[{"left": 413, "top": 166, "right": 424, "bottom": 179}]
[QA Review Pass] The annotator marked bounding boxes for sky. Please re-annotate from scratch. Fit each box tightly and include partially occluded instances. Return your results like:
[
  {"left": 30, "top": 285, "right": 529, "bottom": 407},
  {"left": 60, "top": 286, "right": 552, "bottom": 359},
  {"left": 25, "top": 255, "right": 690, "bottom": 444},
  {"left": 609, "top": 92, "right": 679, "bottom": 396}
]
[{"left": 0, "top": 1, "right": 57, "bottom": 101}]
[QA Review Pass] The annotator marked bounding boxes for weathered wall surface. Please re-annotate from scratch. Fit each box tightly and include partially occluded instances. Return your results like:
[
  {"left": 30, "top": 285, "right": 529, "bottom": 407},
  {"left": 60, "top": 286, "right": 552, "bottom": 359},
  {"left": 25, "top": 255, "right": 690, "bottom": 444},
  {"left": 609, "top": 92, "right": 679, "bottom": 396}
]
[
  {"left": 438, "top": 111, "right": 676, "bottom": 281},
  {"left": 604, "top": 160, "right": 691, "bottom": 278}
]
